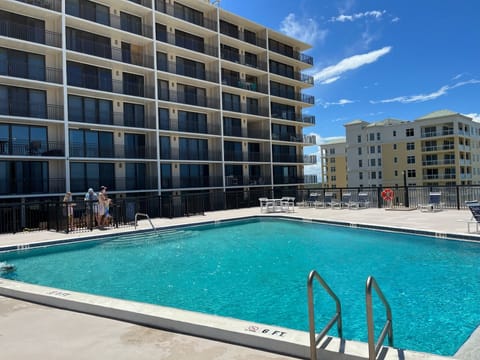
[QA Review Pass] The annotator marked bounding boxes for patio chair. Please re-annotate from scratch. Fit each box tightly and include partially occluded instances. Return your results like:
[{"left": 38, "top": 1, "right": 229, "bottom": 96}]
[
  {"left": 341, "top": 192, "right": 352, "bottom": 208},
  {"left": 467, "top": 203, "right": 480, "bottom": 232},
  {"left": 259, "top": 197, "right": 274, "bottom": 213},
  {"left": 350, "top": 192, "right": 370, "bottom": 209},
  {"left": 418, "top": 192, "right": 444, "bottom": 212},
  {"left": 324, "top": 192, "right": 341, "bottom": 209},
  {"left": 281, "top": 197, "right": 295, "bottom": 213}
]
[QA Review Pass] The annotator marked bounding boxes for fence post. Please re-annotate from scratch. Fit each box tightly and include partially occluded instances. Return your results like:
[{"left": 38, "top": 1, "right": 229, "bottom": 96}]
[
  {"left": 456, "top": 186, "right": 460, "bottom": 210},
  {"left": 377, "top": 188, "right": 383, "bottom": 208}
]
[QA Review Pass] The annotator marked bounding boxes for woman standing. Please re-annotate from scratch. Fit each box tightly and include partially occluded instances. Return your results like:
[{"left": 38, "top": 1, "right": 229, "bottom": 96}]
[{"left": 63, "top": 192, "right": 76, "bottom": 230}]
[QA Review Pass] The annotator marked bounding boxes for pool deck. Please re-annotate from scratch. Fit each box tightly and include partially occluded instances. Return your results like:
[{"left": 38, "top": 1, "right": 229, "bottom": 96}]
[{"left": 0, "top": 206, "right": 479, "bottom": 360}]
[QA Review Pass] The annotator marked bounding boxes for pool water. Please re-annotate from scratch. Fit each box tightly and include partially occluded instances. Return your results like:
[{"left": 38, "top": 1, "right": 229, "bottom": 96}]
[{"left": 1, "top": 218, "right": 479, "bottom": 356}]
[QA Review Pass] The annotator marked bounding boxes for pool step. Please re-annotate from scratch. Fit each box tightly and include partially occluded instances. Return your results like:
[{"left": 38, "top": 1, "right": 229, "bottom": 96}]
[{"left": 99, "top": 229, "right": 196, "bottom": 248}]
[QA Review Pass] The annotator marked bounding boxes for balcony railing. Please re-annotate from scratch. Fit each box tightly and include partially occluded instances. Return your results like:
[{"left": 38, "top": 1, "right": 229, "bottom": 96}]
[
  {"left": 303, "top": 134, "right": 317, "bottom": 145},
  {"left": 221, "top": 78, "right": 268, "bottom": 94},
  {"left": 0, "top": 21, "right": 61, "bottom": 47},
  {"left": 156, "top": 1, "right": 217, "bottom": 31},
  {"left": 0, "top": 62, "right": 63, "bottom": 83},
  {"left": 270, "top": 90, "right": 315, "bottom": 104},
  {"left": 0, "top": 140, "right": 65, "bottom": 157},
  {"left": 269, "top": 43, "right": 314, "bottom": 65},
  {"left": 166, "top": 90, "right": 220, "bottom": 109},
  {"left": 157, "top": 32, "right": 218, "bottom": 57},
  {"left": 422, "top": 159, "right": 456, "bottom": 166},
  {"left": 272, "top": 154, "right": 304, "bottom": 163},
  {"left": 273, "top": 176, "right": 305, "bottom": 185},
  {"left": 112, "top": 79, "right": 155, "bottom": 99},
  {"left": 220, "top": 27, "right": 266, "bottom": 48},
  {"left": 14, "top": 0, "right": 62, "bottom": 11},
  {"left": 271, "top": 111, "right": 316, "bottom": 125},
  {"left": 0, "top": 177, "right": 65, "bottom": 196},
  {"left": 158, "top": 60, "right": 218, "bottom": 83},
  {"left": 0, "top": 102, "right": 64, "bottom": 120},
  {"left": 69, "top": 144, "right": 157, "bottom": 159},
  {"left": 128, "top": 0, "right": 152, "bottom": 9},
  {"left": 245, "top": 129, "right": 270, "bottom": 140},
  {"left": 304, "top": 154, "right": 317, "bottom": 164},
  {"left": 272, "top": 133, "right": 304, "bottom": 142},
  {"left": 220, "top": 51, "right": 268, "bottom": 71},
  {"left": 111, "top": 14, "right": 153, "bottom": 38},
  {"left": 160, "top": 175, "right": 223, "bottom": 189},
  {"left": 421, "top": 144, "right": 455, "bottom": 152},
  {"left": 159, "top": 151, "right": 222, "bottom": 162},
  {"left": 113, "top": 112, "right": 156, "bottom": 129},
  {"left": 159, "top": 119, "right": 221, "bottom": 135}
]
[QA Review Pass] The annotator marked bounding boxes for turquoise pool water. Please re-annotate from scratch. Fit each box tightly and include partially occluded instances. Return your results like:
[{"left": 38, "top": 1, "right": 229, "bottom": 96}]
[{"left": 1, "top": 218, "right": 479, "bottom": 356}]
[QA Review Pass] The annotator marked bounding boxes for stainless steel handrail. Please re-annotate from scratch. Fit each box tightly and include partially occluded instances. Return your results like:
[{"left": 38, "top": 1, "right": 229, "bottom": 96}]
[
  {"left": 366, "top": 276, "right": 394, "bottom": 360},
  {"left": 307, "top": 270, "right": 343, "bottom": 360},
  {"left": 134, "top": 212, "right": 155, "bottom": 230}
]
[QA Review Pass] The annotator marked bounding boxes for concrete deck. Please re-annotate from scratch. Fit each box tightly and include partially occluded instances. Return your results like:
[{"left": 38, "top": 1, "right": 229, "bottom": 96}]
[{"left": 0, "top": 206, "right": 479, "bottom": 359}]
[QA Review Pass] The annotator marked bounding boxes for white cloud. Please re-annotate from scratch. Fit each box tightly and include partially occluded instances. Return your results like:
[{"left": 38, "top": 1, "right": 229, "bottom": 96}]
[
  {"left": 391, "top": 17, "right": 400, "bottom": 23},
  {"left": 280, "top": 13, "right": 327, "bottom": 45},
  {"left": 319, "top": 98, "right": 355, "bottom": 108},
  {"left": 313, "top": 46, "right": 392, "bottom": 84},
  {"left": 330, "top": 10, "right": 386, "bottom": 22},
  {"left": 465, "top": 113, "right": 480, "bottom": 122},
  {"left": 371, "top": 79, "right": 480, "bottom": 104}
]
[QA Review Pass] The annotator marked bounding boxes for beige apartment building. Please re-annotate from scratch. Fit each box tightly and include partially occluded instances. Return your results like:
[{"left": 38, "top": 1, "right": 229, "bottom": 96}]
[
  {"left": 321, "top": 110, "right": 480, "bottom": 188},
  {"left": 0, "top": 0, "right": 315, "bottom": 202}
]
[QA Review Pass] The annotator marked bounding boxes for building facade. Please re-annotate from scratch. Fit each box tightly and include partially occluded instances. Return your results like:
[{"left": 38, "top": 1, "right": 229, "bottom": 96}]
[
  {"left": 321, "top": 110, "right": 480, "bottom": 188},
  {"left": 0, "top": 0, "right": 315, "bottom": 202},
  {"left": 320, "top": 138, "right": 347, "bottom": 188}
]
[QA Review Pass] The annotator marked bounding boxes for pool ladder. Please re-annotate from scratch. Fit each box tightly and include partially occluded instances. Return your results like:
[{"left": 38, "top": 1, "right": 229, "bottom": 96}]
[
  {"left": 134, "top": 213, "right": 155, "bottom": 230},
  {"left": 307, "top": 270, "right": 393, "bottom": 360}
]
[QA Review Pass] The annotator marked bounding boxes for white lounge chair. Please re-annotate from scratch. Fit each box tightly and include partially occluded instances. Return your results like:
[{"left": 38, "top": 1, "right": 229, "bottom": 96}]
[
  {"left": 467, "top": 203, "right": 480, "bottom": 232},
  {"left": 418, "top": 192, "right": 444, "bottom": 212},
  {"left": 350, "top": 192, "right": 370, "bottom": 209},
  {"left": 259, "top": 197, "right": 274, "bottom": 213},
  {"left": 281, "top": 197, "right": 295, "bottom": 212}
]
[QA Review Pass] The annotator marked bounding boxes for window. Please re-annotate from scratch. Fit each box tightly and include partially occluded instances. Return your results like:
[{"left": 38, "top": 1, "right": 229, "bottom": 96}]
[
  {"left": 123, "top": 102, "right": 144, "bottom": 127},
  {"left": 159, "top": 136, "right": 170, "bottom": 159},
  {"left": 180, "top": 164, "right": 209, "bottom": 187},
  {"left": 178, "top": 84, "right": 206, "bottom": 106},
  {"left": 179, "top": 138, "right": 208, "bottom": 160},
  {"left": 370, "top": 146, "right": 375, "bottom": 154},
  {"left": 177, "top": 56, "right": 205, "bottom": 80},
  {"left": 220, "top": 20, "right": 238, "bottom": 38},
  {"left": 357, "top": 135, "right": 361, "bottom": 143},
  {"left": 223, "top": 117, "right": 241, "bottom": 137},
  {"left": 66, "top": 0, "right": 110, "bottom": 26},
  {"left": 371, "top": 172, "right": 376, "bottom": 179},
  {"left": 68, "top": 95, "right": 112, "bottom": 124},
  {"left": 66, "top": 27, "right": 111, "bottom": 58},
  {"left": 406, "top": 128, "right": 414, "bottom": 137},
  {"left": 407, "top": 169, "right": 416, "bottom": 178},
  {"left": 269, "top": 60, "right": 294, "bottom": 79},
  {"left": 407, "top": 155, "right": 415, "bottom": 164},
  {"left": 120, "top": 12, "right": 142, "bottom": 36},
  {"left": 244, "top": 29, "right": 257, "bottom": 45},
  {"left": 69, "top": 129, "right": 114, "bottom": 157},
  {"left": 406, "top": 142, "right": 415, "bottom": 150},
  {"left": 245, "top": 52, "right": 257, "bottom": 68},
  {"left": 176, "top": 29, "right": 204, "bottom": 53},
  {"left": 221, "top": 68, "right": 240, "bottom": 86},
  {"left": 377, "top": 132, "right": 381, "bottom": 141},
  {"left": 378, "top": 158, "right": 382, "bottom": 166},
  {"left": 369, "top": 133, "right": 374, "bottom": 141},
  {"left": 394, "top": 170, "right": 398, "bottom": 176},
  {"left": 222, "top": 92, "right": 241, "bottom": 112},
  {"left": 394, "top": 157, "right": 398, "bottom": 163},
  {"left": 157, "top": 52, "right": 167, "bottom": 71},
  {"left": 178, "top": 111, "right": 207, "bottom": 133},
  {"left": 224, "top": 141, "right": 242, "bottom": 161},
  {"left": 174, "top": 2, "right": 203, "bottom": 27},
  {"left": 393, "top": 144, "right": 397, "bottom": 150},
  {"left": 0, "top": 160, "right": 48, "bottom": 194},
  {"left": 330, "top": 166, "right": 336, "bottom": 172},
  {"left": 156, "top": 23, "right": 167, "bottom": 42},
  {"left": 329, "top": 148, "right": 335, "bottom": 155},
  {"left": 272, "top": 123, "right": 296, "bottom": 141},
  {"left": 0, "top": 124, "right": 48, "bottom": 156},
  {"left": 0, "top": 85, "right": 47, "bottom": 118},
  {"left": 69, "top": 162, "right": 114, "bottom": 192},
  {"left": 67, "top": 61, "right": 112, "bottom": 91},
  {"left": 377, "top": 145, "right": 381, "bottom": 153},
  {"left": 370, "top": 159, "right": 376, "bottom": 166},
  {"left": 246, "top": 97, "right": 258, "bottom": 115},
  {"left": 331, "top": 175, "right": 336, "bottom": 181},
  {"left": 160, "top": 163, "right": 171, "bottom": 188},
  {"left": 269, "top": 38, "right": 293, "bottom": 58},
  {"left": 220, "top": 44, "right": 239, "bottom": 62},
  {"left": 124, "top": 133, "right": 145, "bottom": 158},
  {"left": 0, "top": 10, "right": 46, "bottom": 44},
  {"left": 358, "top": 147, "right": 362, "bottom": 155},
  {"left": 359, "top": 159, "right": 363, "bottom": 167},
  {"left": 359, "top": 172, "right": 363, "bottom": 180},
  {"left": 123, "top": 72, "right": 144, "bottom": 97},
  {"left": 158, "top": 108, "right": 169, "bottom": 130},
  {"left": 393, "top": 130, "right": 397, "bottom": 137},
  {"left": 330, "top": 158, "right": 336, "bottom": 163},
  {"left": 270, "top": 81, "right": 295, "bottom": 100},
  {"left": 378, "top": 171, "right": 382, "bottom": 179},
  {"left": 0, "top": 48, "right": 45, "bottom": 81},
  {"left": 125, "top": 163, "right": 146, "bottom": 190},
  {"left": 271, "top": 102, "right": 295, "bottom": 120}
]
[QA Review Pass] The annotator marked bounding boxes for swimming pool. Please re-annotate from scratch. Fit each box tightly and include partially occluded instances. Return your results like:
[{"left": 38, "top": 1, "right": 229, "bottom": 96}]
[{"left": 1, "top": 217, "right": 479, "bottom": 356}]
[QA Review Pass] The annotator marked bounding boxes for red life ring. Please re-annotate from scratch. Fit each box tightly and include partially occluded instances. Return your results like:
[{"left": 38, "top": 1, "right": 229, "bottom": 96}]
[{"left": 381, "top": 188, "right": 394, "bottom": 201}]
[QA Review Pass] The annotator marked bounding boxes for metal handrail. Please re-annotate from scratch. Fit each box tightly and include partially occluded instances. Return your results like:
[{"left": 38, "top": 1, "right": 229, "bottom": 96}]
[
  {"left": 365, "top": 276, "right": 394, "bottom": 360},
  {"left": 307, "top": 270, "right": 343, "bottom": 360},
  {"left": 134, "top": 212, "right": 155, "bottom": 230}
]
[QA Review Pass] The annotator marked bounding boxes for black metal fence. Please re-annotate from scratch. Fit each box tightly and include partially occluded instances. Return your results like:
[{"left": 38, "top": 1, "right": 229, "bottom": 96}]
[{"left": 1, "top": 185, "right": 480, "bottom": 234}]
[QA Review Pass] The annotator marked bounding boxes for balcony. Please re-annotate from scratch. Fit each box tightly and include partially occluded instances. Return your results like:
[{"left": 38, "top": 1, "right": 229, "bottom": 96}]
[
  {"left": 14, "top": 0, "right": 62, "bottom": 11},
  {"left": 69, "top": 144, "right": 157, "bottom": 159},
  {"left": 272, "top": 154, "right": 304, "bottom": 163},
  {"left": 0, "top": 20, "right": 61, "bottom": 47},
  {"left": 270, "top": 69, "right": 314, "bottom": 85},
  {"left": 303, "top": 154, "right": 317, "bottom": 164},
  {"left": 0, "top": 101, "right": 64, "bottom": 120},
  {"left": 220, "top": 51, "right": 268, "bottom": 71},
  {"left": 0, "top": 62, "right": 62, "bottom": 83},
  {"left": 273, "top": 176, "right": 305, "bottom": 185},
  {"left": 128, "top": 0, "right": 152, "bottom": 8},
  {"left": 156, "top": 32, "right": 218, "bottom": 57},
  {"left": 166, "top": 90, "right": 219, "bottom": 109},
  {"left": 271, "top": 111, "right": 315, "bottom": 125},
  {"left": 155, "top": 1, "right": 217, "bottom": 32},
  {"left": 223, "top": 103, "right": 269, "bottom": 117},
  {"left": 271, "top": 133, "right": 304, "bottom": 142},
  {"left": 159, "top": 119, "right": 221, "bottom": 135},
  {"left": 220, "top": 27, "right": 266, "bottom": 48},
  {"left": 269, "top": 44, "right": 313, "bottom": 66},
  {"left": 114, "top": 112, "right": 156, "bottom": 129},
  {"left": 0, "top": 177, "right": 65, "bottom": 195},
  {"left": 221, "top": 78, "right": 268, "bottom": 94},
  {"left": 67, "top": 38, "right": 154, "bottom": 69},
  {"left": 422, "top": 159, "right": 456, "bottom": 166},
  {"left": 303, "top": 134, "right": 317, "bottom": 145},
  {"left": 159, "top": 60, "right": 218, "bottom": 83},
  {"left": 159, "top": 151, "right": 222, "bottom": 162},
  {"left": 270, "top": 90, "right": 315, "bottom": 104},
  {"left": 112, "top": 79, "right": 155, "bottom": 99},
  {"left": 0, "top": 140, "right": 65, "bottom": 157},
  {"left": 163, "top": 175, "right": 223, "bottom": 189}
]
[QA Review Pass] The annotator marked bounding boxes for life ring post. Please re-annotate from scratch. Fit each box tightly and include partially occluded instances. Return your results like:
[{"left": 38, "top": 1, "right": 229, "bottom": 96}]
[{"left": 381, "top": 188, "right": 394, "bottom": 208}]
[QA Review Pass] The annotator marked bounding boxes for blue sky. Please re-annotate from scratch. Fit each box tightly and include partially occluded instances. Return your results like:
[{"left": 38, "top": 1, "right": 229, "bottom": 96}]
[{"left": 220, "top": 0, "right": 480, "bottom": 148}]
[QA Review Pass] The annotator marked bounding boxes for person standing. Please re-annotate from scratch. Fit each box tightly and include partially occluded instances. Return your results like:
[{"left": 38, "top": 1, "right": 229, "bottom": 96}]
[
  {"left": 84, "top": 188, "right": 98, "bottom": 228},
  {"left": 63, "top": 191, "right": 76, "bottom": 230}
]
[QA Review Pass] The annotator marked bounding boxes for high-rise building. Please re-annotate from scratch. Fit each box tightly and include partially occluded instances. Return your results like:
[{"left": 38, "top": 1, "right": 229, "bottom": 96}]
[
  {"left": 0, "top": 0, "right": 315, "bottom": 201},
  {"left": 321, "top": 110, "right": 479, "bottom": 188}
]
